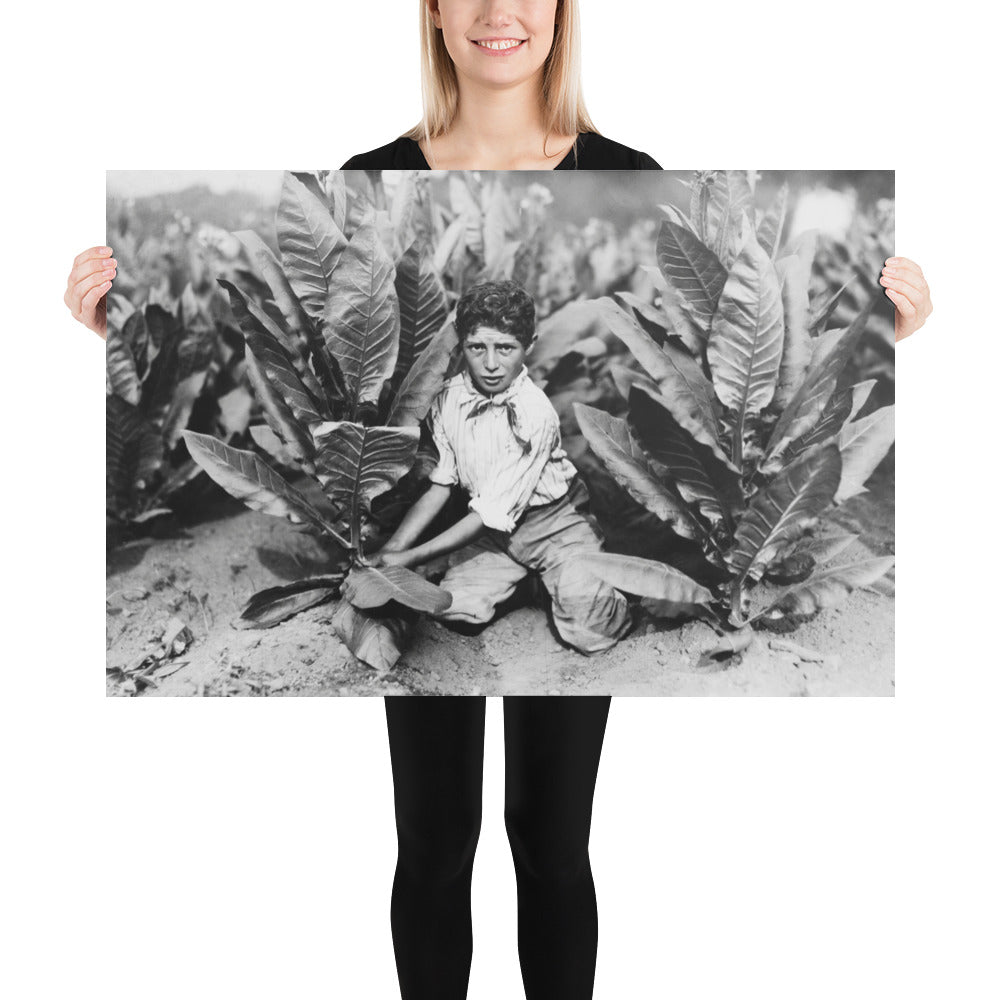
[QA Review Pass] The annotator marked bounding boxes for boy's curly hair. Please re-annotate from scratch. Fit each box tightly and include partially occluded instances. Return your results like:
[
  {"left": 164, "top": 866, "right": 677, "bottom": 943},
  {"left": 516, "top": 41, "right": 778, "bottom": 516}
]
[{"left": 455, "top": 280, "right": 536, "bottom": 350}]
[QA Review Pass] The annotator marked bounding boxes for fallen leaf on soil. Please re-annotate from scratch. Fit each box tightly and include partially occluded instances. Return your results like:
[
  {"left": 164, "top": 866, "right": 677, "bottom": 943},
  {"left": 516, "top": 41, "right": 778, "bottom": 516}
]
[
  {"left": 162, "top": 617, "right": 193, "bottom": 654},
  {"left": 697, "top": 628, "right": 753, "bottom": 668},
  {"left": 768, "top": 638, "right": 839, "bottom": 667}
]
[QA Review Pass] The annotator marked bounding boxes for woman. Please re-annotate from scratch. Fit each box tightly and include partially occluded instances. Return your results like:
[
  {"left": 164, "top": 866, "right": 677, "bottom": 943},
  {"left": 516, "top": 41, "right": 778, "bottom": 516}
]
[{"left": 70, "top": 2, "right": 932, "bottom": 998}]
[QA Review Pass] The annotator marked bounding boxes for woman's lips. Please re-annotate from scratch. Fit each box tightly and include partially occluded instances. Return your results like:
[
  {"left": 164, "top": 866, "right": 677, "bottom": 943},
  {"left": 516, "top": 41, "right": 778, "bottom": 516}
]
[{"left": 471, "top": 38, "right": 527, "bottom": 57}]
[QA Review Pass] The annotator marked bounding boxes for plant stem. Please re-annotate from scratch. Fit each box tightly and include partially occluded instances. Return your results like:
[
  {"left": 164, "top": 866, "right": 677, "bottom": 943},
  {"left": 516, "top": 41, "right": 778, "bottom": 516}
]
[
  {"left": 729, "top": 577, "right": 745, "bottom": 627},
  {"left": 731, "top": 414, "right": 744, "bottom": 468},
  {"left": 350, "top": 496, "right": 361, "bottom": 556}
]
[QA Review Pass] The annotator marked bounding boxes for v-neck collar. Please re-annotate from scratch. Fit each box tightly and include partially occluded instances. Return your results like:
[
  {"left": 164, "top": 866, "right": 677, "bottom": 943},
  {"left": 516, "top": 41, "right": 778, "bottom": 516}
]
[{"left": 406, "top": 134, "right": 584, "bottom": 171}]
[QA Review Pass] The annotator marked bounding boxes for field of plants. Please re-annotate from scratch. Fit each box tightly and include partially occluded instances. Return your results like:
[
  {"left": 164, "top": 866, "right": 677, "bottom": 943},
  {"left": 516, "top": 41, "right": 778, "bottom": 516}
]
[{"left": 106, "top": 169, "right": 895, "bottom": 696}]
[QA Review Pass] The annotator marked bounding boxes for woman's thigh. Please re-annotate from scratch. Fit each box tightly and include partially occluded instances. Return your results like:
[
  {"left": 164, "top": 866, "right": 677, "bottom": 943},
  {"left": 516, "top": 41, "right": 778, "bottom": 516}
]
[
  {"left": 502, "top": 696, "right": 612, "bottom": 866},
  {"left": 384, "top": 696, "right": 488, "bottom": 868}
]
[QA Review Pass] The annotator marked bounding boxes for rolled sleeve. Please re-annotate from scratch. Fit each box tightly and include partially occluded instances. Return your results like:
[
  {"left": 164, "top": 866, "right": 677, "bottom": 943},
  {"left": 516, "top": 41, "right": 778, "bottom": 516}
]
[{"left": 468, "top": 495, "right": 517, "bottom": 533}]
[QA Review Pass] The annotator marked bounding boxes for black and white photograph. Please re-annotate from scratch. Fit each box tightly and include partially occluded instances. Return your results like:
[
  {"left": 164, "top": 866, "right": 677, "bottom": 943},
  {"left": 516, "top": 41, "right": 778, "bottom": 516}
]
[
  {"left": 16, "top": 0, "right": 1000, "bottom": 994},
  {"left": 106, "top": 168, "right": 895, "bottom": 697}
]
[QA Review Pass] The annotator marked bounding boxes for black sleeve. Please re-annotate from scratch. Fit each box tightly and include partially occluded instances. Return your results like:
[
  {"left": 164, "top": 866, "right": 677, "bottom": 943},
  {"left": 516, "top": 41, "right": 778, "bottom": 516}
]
[
  {"left": 637, "top": 151, "right": 663, "bottom": 170},
  {"left": 340, "top": 156, "right": 362, "bottom": 169}
]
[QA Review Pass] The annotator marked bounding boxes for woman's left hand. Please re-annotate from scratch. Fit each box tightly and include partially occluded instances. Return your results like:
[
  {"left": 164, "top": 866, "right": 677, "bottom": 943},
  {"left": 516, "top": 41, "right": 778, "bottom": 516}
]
[{"left": 880, "top": 257, "right": 932, "bottom": 343}]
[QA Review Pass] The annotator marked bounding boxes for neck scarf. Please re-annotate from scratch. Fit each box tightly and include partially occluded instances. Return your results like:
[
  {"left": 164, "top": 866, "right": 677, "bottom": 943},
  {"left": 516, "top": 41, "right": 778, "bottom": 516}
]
[{"left": 463, "top": 367, "right": 532, "bottom": 454}]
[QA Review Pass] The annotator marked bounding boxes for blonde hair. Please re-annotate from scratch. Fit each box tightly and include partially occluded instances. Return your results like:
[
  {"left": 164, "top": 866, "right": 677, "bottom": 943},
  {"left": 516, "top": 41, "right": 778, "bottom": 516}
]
[{"left": 401, "top": 0, "right": 600, "bottom": 159}]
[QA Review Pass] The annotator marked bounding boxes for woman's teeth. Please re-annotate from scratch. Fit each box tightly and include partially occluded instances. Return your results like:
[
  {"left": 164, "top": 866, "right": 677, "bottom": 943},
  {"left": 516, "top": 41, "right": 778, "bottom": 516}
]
[{"left": 475, "top": 39, "right": 525, "bottom": 50}]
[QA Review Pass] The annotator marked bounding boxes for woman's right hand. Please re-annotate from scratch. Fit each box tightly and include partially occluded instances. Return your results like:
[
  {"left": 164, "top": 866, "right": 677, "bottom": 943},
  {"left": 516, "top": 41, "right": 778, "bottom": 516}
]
[{"left": 65, "top": 246, "right": 116, "bottom": 340}]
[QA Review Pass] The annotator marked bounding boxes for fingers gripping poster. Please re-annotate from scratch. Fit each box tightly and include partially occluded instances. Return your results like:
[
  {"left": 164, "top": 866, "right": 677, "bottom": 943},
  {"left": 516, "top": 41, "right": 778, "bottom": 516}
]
[{"left": 106, "top": 170, "right": 895, "bottom": 697}]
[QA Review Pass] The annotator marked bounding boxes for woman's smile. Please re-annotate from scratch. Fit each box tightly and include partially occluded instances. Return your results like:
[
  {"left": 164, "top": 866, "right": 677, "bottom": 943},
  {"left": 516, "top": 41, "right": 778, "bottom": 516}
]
[{"left": 471, "top": 37, "right": 527, "bottom": 56}]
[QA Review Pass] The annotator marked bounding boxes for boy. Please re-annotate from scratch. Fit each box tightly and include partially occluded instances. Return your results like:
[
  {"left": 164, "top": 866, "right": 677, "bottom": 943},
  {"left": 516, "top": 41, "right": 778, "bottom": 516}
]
[{"left": 367, "top": 279, "right": 631, "bottom": 655}]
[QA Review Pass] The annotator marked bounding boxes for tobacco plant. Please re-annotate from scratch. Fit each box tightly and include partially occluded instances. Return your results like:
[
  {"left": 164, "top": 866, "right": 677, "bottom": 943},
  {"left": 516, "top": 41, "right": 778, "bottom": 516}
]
[
  {"left": 572, "top": 170, "right": 895, "bottom": 641},
  {"left": 811, "top": 195, "right": 896, "bottom": 391},
  {"left": 182, "top": 170, "right": 460, "bottom": 673},
  {"left": 106, "top": 292, "right": 220, "bottom": 532},
  {"left": 428, "top": 171, "right": 544, "bottom": 302}
]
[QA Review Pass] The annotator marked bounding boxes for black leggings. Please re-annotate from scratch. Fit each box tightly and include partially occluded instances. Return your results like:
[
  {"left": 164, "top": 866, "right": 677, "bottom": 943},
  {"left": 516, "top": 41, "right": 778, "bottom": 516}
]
[{"left": 384, "top": 695, "right": 612, "bottom": 1000}]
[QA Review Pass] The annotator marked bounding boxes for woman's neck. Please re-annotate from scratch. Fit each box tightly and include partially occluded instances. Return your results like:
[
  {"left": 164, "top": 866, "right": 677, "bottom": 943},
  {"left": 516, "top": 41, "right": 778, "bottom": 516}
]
[{"left": 421, "top": 76, "right": 576, "bottom": 170}]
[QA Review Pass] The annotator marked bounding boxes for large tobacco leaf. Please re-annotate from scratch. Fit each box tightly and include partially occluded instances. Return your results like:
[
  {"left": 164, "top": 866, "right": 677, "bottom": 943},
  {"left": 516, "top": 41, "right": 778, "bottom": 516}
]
[
  {"left": 238, "top": 574, "right": 347, "bottom": 629},
  {"left": 655, "top": 219, "right": 727, "bottom": 331},
  {"left": 627, "top": 384, "right": 740, "bottom": 528},
  {"left": 137, "top": 305, "right": 183, "bottom": 430},
  {"left": 219, "top": 278, "right": 328, "bottom": 428},
  {"left": 311, "top": 422, "right": 420, "bottom": 510},
  {"left": 759, "top": 556, "right": 896, "bottom": 618},
  {"left": 342, "top": 564, "right": 452, "bottom": 614},
  {"left": 779, "top": 379, "right": 876, "bottom": 468},
  {"left": 243, "top": 345, "right": 316, "bottom": 472},
  {"left": 569, "top": 552, "right": 712, "bottom": 604},
  {"left": 234, "top": 228, "right": 345, "bottom": 403},
  {"left": 771, "top": 251, "right": 811, "bottom": 411},
  {"left": 392, "top": 235, "right": 447, "bottom": 388},
  {"left": 107, "top": 395, "right": 163, "bottom": 514},
  {"left": 331, "top": 601, "right": 414, "bottom": 673},
  {"left": 161, "top": 370, "right": 209, "bottom": 451},
  {"left": 756, "top": 181, "right": 789, "bottom": 260},
  {"left": 277, "top": 172, "right": 347, "bottom": 327},
  {"left": 387, "top": 319, "right": 459, "bottom": 427},
  {"left": 834, "top": 405, "right": 895, "bottom": 503},
  {"left": 182, "top": 430, "right": 347, "bottom": 544},
  {"left": 728, "top": 443, "right": 842, "bottom": 585},
  {"left": 689, "top": 171, "right": 755, "bottom": 267},
  {"left": 106, "top": 316, "right": 142, "bottom": 405},
  {"left": 323, "top": 216, "right": 400, "bottom": 414},
  {"left": 706, "top": 231, "right": 784, "bottom": 463},
  {"left": 574, "top": 403, "right": 701, "bottom": 540},
  {"left": 764, "top": 295, "right": 877, "bottom": 462},
  {"left": 596, "top": 297, "right": 728, "bottom": 465}
]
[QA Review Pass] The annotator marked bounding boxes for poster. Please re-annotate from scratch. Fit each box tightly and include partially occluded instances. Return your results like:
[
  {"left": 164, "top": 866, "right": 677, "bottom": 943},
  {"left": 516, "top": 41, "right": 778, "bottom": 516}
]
[{"left": 106, "top": 169, "right": 894, "bottom": 696}]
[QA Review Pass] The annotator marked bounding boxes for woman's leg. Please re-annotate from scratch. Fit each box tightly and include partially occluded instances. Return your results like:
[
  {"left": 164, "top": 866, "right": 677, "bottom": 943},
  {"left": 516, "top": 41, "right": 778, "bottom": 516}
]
[
  {"left": 384, "top": 695, "right": 487, "bottom": 1000},
  {"left": 503, "top": 695, "right": 612, "bottom": 1000}
]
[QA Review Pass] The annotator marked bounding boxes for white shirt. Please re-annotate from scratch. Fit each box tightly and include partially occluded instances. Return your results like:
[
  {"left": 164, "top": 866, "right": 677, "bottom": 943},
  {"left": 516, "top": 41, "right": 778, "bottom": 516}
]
[{"left": 427, "top": 366, "right": 577, "bottom": 533}]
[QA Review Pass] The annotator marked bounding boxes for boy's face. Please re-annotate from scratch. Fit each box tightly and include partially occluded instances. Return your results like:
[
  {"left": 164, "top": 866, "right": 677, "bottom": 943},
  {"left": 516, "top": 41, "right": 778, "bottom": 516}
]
[{"left": 462, "top": 326, "right": 528, "bottom": 394}]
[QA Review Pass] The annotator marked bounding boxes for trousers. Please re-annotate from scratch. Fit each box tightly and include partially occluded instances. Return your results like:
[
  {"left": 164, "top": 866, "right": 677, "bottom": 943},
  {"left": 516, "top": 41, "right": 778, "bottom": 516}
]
[
  {"left": 384, "top": 694, "right": 612, "bottom": 1000},
  {"left": 435, "top": 476, "right": 632, "bottom": 654}
]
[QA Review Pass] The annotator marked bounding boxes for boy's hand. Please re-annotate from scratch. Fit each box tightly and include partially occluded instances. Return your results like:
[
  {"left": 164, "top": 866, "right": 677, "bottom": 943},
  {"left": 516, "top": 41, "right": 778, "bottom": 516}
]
[
  {"left": 378, "top": 549, "right": 412, "bottom": 568},
  {"left": 65, "top": 246, "right": 116, "bottom": 340},
  {"left": 367, "top": 548, "right": 411, "bottom": 569},
  {"left": 881, "top": 257, "right": 932, "bottom": 343}
]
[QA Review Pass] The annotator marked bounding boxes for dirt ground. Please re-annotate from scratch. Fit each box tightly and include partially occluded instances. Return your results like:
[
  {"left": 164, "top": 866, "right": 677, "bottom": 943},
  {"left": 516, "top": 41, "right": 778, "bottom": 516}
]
[{"left": 106, "top": 466, "right": 894, "bottom": 698}]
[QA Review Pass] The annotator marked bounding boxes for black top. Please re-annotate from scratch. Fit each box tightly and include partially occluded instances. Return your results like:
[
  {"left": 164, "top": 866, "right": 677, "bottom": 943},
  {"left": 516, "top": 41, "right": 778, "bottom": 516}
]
[{"left": 340, "top": 132, "right": 661, "bottom": 170}]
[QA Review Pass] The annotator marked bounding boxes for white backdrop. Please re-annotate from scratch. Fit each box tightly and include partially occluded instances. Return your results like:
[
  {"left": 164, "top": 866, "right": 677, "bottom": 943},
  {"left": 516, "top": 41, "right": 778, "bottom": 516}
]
[{"left": 3, "top": 2, "right": 997, "bottom": 999}]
